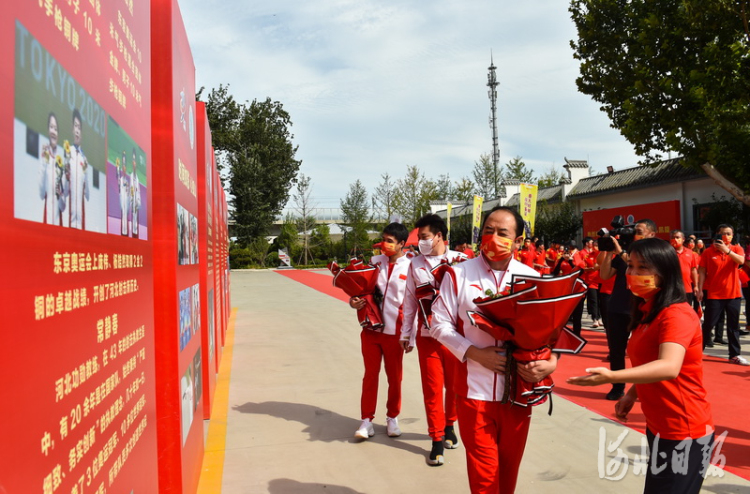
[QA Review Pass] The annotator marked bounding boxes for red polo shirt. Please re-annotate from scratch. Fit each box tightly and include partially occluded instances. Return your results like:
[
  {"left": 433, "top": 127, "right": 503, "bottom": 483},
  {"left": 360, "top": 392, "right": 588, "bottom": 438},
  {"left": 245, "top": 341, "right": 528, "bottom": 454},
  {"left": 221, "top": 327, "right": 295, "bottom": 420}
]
[
  {"left": 700, "top": 244, "right": 745, "bottom": 299},
  {"left": 628, "top": 301, "right": 712, "bottom": 440},
  {"left": 675, "top": 247, "right": 697, "bottom": 294}
]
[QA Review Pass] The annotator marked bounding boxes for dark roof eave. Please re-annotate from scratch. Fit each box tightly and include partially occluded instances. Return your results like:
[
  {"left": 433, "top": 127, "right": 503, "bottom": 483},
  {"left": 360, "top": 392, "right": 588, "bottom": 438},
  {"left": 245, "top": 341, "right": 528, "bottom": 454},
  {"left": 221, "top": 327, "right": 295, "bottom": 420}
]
[{"left": 567, "top": 174, "right": 707, "bottom": 200}]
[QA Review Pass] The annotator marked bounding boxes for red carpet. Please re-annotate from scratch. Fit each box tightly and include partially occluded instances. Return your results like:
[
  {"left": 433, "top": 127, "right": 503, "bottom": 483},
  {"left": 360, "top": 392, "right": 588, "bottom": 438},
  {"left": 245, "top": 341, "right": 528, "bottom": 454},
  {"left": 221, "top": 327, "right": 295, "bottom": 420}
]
[{"left": 276, "top": 269, "right": 750, "bottom": 480}]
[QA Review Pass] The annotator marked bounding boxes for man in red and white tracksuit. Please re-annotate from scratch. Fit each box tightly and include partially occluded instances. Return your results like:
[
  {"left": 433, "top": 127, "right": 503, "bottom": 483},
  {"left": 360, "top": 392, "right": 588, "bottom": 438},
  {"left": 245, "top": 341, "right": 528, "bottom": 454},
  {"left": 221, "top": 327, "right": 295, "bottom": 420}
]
[
  {"left": 432, "top": 207, "right": 558, "bottom": 494},
  {"left": 350, "top": 222, "right": 412, "bottom": 439},
  {"left": 401, "top": 214, "right": 467, "bottom": 466}
]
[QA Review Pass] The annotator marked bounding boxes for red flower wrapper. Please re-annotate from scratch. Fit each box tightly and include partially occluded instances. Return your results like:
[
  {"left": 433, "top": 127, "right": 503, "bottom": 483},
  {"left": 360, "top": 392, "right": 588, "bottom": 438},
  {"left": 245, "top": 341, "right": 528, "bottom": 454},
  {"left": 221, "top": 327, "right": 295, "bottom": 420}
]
[
  {"left": 328, "top": 260, "right": 384, "bottom": 331},
  {"left": 414, "top": 257, "right": 467, "bottom": 329},
  {"left": 467, "top": 269, "right": 588, "bottom": 408}
]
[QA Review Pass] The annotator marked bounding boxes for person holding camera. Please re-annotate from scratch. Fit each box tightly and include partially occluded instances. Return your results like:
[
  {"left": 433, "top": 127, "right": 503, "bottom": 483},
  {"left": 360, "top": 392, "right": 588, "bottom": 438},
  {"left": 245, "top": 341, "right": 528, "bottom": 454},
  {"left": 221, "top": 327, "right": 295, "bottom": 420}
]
[
  {"left": 597, "top": 219, "right": 657, "bottom": 400},
  {"left": 696, "top": 224, "right": 748, "bottom": 365}
]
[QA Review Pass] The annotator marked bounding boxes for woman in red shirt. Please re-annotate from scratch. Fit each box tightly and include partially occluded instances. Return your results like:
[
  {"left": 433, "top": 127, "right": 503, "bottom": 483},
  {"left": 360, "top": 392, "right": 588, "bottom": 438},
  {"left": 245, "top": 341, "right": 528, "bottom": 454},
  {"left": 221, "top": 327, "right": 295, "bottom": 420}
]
[{"left": 568, "top": 238, "right": 713, "bottom": 493}]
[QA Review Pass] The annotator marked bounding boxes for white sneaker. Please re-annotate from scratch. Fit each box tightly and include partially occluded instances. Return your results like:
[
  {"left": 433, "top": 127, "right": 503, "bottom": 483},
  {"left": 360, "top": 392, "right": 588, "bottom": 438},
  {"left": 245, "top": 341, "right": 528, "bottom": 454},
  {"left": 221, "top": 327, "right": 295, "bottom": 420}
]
[
  {"left": 386, "top": 416, "right": 401, "bottom": 437},
  {"left": 729, "top": 356, "right": 750, "bottom": 366},
  {"left": 354, "top": 419, "right": 375, "bottom": 439}
]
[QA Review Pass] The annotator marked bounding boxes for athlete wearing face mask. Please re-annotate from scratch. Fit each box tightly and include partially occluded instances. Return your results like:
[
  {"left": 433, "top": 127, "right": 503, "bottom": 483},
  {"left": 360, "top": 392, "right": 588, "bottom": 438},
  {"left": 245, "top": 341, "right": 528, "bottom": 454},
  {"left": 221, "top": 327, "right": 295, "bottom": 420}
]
[
  {"left": 401, "top": 214, "right": 467, "bottom": 465},
  {"left": 431, "top": 207, "right": 558, "bottom": 493}
]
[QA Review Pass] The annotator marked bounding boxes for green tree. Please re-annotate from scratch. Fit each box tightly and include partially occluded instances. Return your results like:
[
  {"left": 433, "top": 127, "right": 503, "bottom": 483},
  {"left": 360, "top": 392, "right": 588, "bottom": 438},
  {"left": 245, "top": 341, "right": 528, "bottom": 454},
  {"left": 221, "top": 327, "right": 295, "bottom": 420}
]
[
  {"left": 472, "top": 153, "right": 503, "bottom": 199},
  {"left": 310, "top": 223, "right": 333, "bottom": 260},
  {"left": 340, "top": 180, "right": 372, "bottom": 257},
  {"left": 534, "top": 200, "right": 582, "bottom": 243},
  {"left": 570, "top": 0, "right": 750, "bottom": 205},
  {"left": 693, "top": 194, "right": 748, "bottom": 236},
  {"left": 394, "top": 165, "right": 437, "bottom": 227},
  {"left": 275, "top": 212, "right": 299, "bottom": 254},
  {"left": 434, "top": 174, "right": 454, "bottom": 201},
  {"left": 293, "top": 174, "right": 317, "bottom": 265},
  {"left": 504, "top": 156, "right": 534, "bottom": 183},
  {"left": 452, "top": 177, "right": 476, "bottom": 204},
  {"left": 537, "top": 164, "right": 564, "bottom": 188},
  {"left": 372, "top": 172, "right": 399, "bottom": 228},
  {"left": 197, "top": 84, "right": 241, "bottom": 182},
  {"left": 200, "top": 86, "right": 302, "bottom": 244}
]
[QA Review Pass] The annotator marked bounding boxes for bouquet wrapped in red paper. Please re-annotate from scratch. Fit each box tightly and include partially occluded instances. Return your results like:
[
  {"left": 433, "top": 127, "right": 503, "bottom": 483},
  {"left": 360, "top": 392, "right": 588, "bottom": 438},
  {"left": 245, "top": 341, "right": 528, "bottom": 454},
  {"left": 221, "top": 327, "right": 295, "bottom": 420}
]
[
  {"left": 414, "top": 257, "right": 467, "bottom": 329},
  {"left": 466, "top": 269, "right": 588, "bottom": 407},
  {"left": 328, "top": 259, "right": 384, "bottom": 331}
]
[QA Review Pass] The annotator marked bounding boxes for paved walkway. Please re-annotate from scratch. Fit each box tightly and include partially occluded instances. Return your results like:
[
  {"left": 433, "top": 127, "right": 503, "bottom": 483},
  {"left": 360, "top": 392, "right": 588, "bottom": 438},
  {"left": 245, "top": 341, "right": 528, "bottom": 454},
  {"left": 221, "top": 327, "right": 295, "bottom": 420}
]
[{"left": 203, "top": 270, "right": 750, "bottom": 493}]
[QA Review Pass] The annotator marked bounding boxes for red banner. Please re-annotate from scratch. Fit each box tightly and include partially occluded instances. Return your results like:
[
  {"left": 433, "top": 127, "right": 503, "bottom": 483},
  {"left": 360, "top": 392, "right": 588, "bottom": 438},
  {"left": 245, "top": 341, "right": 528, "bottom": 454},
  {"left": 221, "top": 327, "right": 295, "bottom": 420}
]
[
  {"left": 151, "top": 0, "right": 203, "bottom": 492},
  {"left": 1, "top": 1, "right": 158, "bottom": 493},
  {"left": 582, "top": 200, "right": 681, "bottom": 241},
  {"left": 197, "top": 102, "right": 217, "bottom": 419}
]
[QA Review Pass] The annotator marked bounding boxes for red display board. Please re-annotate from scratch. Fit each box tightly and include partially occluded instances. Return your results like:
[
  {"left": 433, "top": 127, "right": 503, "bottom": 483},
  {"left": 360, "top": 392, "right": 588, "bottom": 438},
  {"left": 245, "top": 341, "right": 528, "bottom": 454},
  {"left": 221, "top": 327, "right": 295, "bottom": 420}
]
[
  {"left": 211, "top": 152, "right": 224, "bottom": 369},
  {"left": 0, "top": 1, "right": 158, "bottom": 493},
  {"left": 151, "top": 0, "right": 203, "bottom": 492},
  {"left": 196, "top": 102, "right": 217, "bottom": 418},
  {"left": 582, "top": 200, "right": 681, "bottom": 241}
]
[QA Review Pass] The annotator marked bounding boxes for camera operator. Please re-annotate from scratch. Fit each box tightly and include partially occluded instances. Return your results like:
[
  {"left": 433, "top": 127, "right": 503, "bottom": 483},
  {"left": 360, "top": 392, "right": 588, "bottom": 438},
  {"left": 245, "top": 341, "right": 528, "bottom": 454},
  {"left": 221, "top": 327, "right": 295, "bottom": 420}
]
[
  {"left": 696, "top": 224, "right": 748, "bottom": 365},
  {"left": 597, "top": 219, "right": 657, "bottom": 400}
]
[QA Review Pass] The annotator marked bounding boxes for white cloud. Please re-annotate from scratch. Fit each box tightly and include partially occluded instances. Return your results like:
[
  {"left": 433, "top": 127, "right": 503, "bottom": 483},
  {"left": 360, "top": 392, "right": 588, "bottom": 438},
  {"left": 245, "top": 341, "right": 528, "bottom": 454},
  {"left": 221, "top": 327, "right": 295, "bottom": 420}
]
[{"left": 181, "top": 0, "right": 641, "bottom": 208}]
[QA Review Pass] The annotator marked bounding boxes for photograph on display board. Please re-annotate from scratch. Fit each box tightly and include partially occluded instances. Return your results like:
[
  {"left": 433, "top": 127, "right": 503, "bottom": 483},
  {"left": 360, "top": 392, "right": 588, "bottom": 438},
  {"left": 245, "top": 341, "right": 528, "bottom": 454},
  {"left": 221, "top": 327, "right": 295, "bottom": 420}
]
[
  {"left": 13, "top": 22, "right": 107, "bottom": 232},
  {"left": 180, "top": 363, "right": 194, "bottom": 445},
  {"left": 191, "top": 282, "right": 200, "bottom": 336},
  {"left": 193, "top": 349, "right": 202, "bottom": 411},
  {"left": 177, "top": 203, "right": 198, "bottom": 265},
  {"left": 106, "top": 117, "right": 148, "bottom": 239},
  {"left": 179, "top": 286, "right": 192, "bottom": 352},
  {"left": 208, "top": 288, "right": 215, "bottom": 359}
]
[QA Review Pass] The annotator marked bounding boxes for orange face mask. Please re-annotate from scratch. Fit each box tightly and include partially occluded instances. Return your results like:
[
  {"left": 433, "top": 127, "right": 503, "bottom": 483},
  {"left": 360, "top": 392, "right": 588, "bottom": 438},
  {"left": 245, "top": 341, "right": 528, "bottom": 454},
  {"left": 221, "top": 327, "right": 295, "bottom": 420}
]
[
  {"left": 381, "top": 241, "right": 398, "bottom": 257},
  {"left": 670, "top": 238, "right": 682, "bottom": 249},
  {"left": 626, "top": 274, "right": 660, "bottom": 299},
  {"left": 481, "top": 234, "right": 514, "bottom": 262}
]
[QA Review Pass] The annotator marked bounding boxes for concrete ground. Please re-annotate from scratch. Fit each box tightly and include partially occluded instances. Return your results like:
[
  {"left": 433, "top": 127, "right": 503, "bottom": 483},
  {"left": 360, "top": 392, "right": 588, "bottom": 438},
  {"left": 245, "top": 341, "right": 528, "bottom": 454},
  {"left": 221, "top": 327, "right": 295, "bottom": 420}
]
[{"left": 215, "top": 270, "right": 750, "bottom": 493}]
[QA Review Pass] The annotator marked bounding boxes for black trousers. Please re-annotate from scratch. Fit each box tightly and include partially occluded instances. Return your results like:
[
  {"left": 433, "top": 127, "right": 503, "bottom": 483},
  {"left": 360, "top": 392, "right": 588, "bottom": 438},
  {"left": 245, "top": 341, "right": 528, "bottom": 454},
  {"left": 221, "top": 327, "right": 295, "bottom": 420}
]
[
  {"left": 644, "top": 429, "right": 713, "bottom": 494},
  {"left": 599, "top": 292, "right": 611, "bottom": 329},
  {"left": 586, "top": 287, "right": 600, "bottom": 321},
  {"left": 571, "top": 297, "right": 585, "bottom": 337},
  {"left": 605, "top": 310, "right": 630, "bottom": 393},
  {"left": 702, "top": 298, "right": 741, "bottom": 358}
]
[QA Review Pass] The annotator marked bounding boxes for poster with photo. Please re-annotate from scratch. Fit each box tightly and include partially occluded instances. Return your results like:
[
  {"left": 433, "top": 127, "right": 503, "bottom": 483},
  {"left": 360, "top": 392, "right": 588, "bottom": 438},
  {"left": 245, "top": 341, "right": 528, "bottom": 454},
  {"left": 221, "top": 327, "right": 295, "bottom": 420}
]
[
  {"left": 180, "top": 363, "right": 194, "bottom": 445},
  {"left": 106, "top": 117, "right": 148, "bottom": 239},
  {"left": 177, "top": 202, "right": 198, "bottom": 265},
  {"left": 192, "top": 349, "right": 202, "bottom": 411},
  {"left": 178, "top": 285, "right": 192, "bottom": 352},
  {"left": 13, "top": 23, "right": 107, "bottom": 232}
]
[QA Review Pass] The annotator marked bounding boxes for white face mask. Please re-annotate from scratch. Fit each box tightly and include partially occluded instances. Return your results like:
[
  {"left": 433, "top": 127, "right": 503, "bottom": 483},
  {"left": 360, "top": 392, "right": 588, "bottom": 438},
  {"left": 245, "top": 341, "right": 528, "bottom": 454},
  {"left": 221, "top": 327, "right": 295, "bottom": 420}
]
[{"left": 418, "top": 238, "right": 435, "bottom": 256}]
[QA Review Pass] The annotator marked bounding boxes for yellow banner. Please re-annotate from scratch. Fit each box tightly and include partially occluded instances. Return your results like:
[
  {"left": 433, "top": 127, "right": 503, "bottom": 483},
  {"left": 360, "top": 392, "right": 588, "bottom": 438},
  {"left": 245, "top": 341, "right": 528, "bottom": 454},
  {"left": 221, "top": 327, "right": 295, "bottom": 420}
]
[
  {"left": 446, "top": 202, "right": 452, "bottom": 245},
  {"left": 471, "top": 195, "right": 484, "bottom": 249},
  {"left": 519, "top": 183, "right": 538, "bottom": 237}
]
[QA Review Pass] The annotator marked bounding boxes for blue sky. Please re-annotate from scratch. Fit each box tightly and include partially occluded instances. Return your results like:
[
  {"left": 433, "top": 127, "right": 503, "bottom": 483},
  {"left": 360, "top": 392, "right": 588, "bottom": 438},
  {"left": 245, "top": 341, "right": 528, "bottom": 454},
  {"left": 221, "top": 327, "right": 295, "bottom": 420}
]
[{"left": 180, "top": 0, "right": 641, "bottom": 209}]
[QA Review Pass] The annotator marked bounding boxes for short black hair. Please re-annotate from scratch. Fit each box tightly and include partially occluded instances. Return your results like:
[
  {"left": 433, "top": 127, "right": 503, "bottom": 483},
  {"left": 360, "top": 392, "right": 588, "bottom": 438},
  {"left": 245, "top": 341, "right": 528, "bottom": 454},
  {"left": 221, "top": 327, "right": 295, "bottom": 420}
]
[
  {"left": 627, "top": 238, "right": 687, "bottom": 329},
  {"left": 583, "top": 236, "right": 593, "bottom": 244},
  {"left": 415, "top": 213, "right": 447, "bottom": 239},
  {"left": 635, "top": 218, "right": 657, "bottom": 233},
  {"left": 481, "top": 206, "right": 524, "bottom": 238},
  {"left": 72, "top": 108, "right": 82, "bottom": 126},
  {"left": 382, "top": 222, "right": 409, "bottom": 243},
  {"left": 670, "top": 229, "right": 685, "bottom": 238},
  {"left": 47, "top": 112, "right": 57, "bottom": 127}
]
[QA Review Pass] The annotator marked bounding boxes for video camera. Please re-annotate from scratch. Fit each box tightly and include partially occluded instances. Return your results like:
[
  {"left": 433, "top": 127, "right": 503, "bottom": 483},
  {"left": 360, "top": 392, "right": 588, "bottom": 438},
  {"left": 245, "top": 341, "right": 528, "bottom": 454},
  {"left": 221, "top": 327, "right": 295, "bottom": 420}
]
[{"left": 597, "top": 215, "right": 636, "bottom": 252}]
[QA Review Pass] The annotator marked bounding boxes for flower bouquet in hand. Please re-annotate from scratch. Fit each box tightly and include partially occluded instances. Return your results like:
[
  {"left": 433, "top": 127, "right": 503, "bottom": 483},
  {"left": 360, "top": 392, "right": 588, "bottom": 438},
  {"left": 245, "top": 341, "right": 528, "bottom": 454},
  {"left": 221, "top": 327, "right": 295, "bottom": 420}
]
[
  {"left": 328, "top": 259, "right": 384, "bottom": 331},
  {"left": 414, "top": 256, "right": 467, "bottom": 329},
  {"left": 466, "top": 269, "right": 588, "bottom": 407}
]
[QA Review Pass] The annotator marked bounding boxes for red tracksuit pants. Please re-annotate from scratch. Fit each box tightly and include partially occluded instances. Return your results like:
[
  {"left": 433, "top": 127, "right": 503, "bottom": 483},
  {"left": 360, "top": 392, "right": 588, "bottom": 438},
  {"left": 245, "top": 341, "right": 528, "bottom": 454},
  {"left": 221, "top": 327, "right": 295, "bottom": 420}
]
[
  {"left": 360, "top": 329, "right": 404, "bottom": 420},
  {"left": 417, "top": 333, "right": 457, "bottom": 440},
  {"left": 457, "top": 397, "right": 532, "bottom": 494}
]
